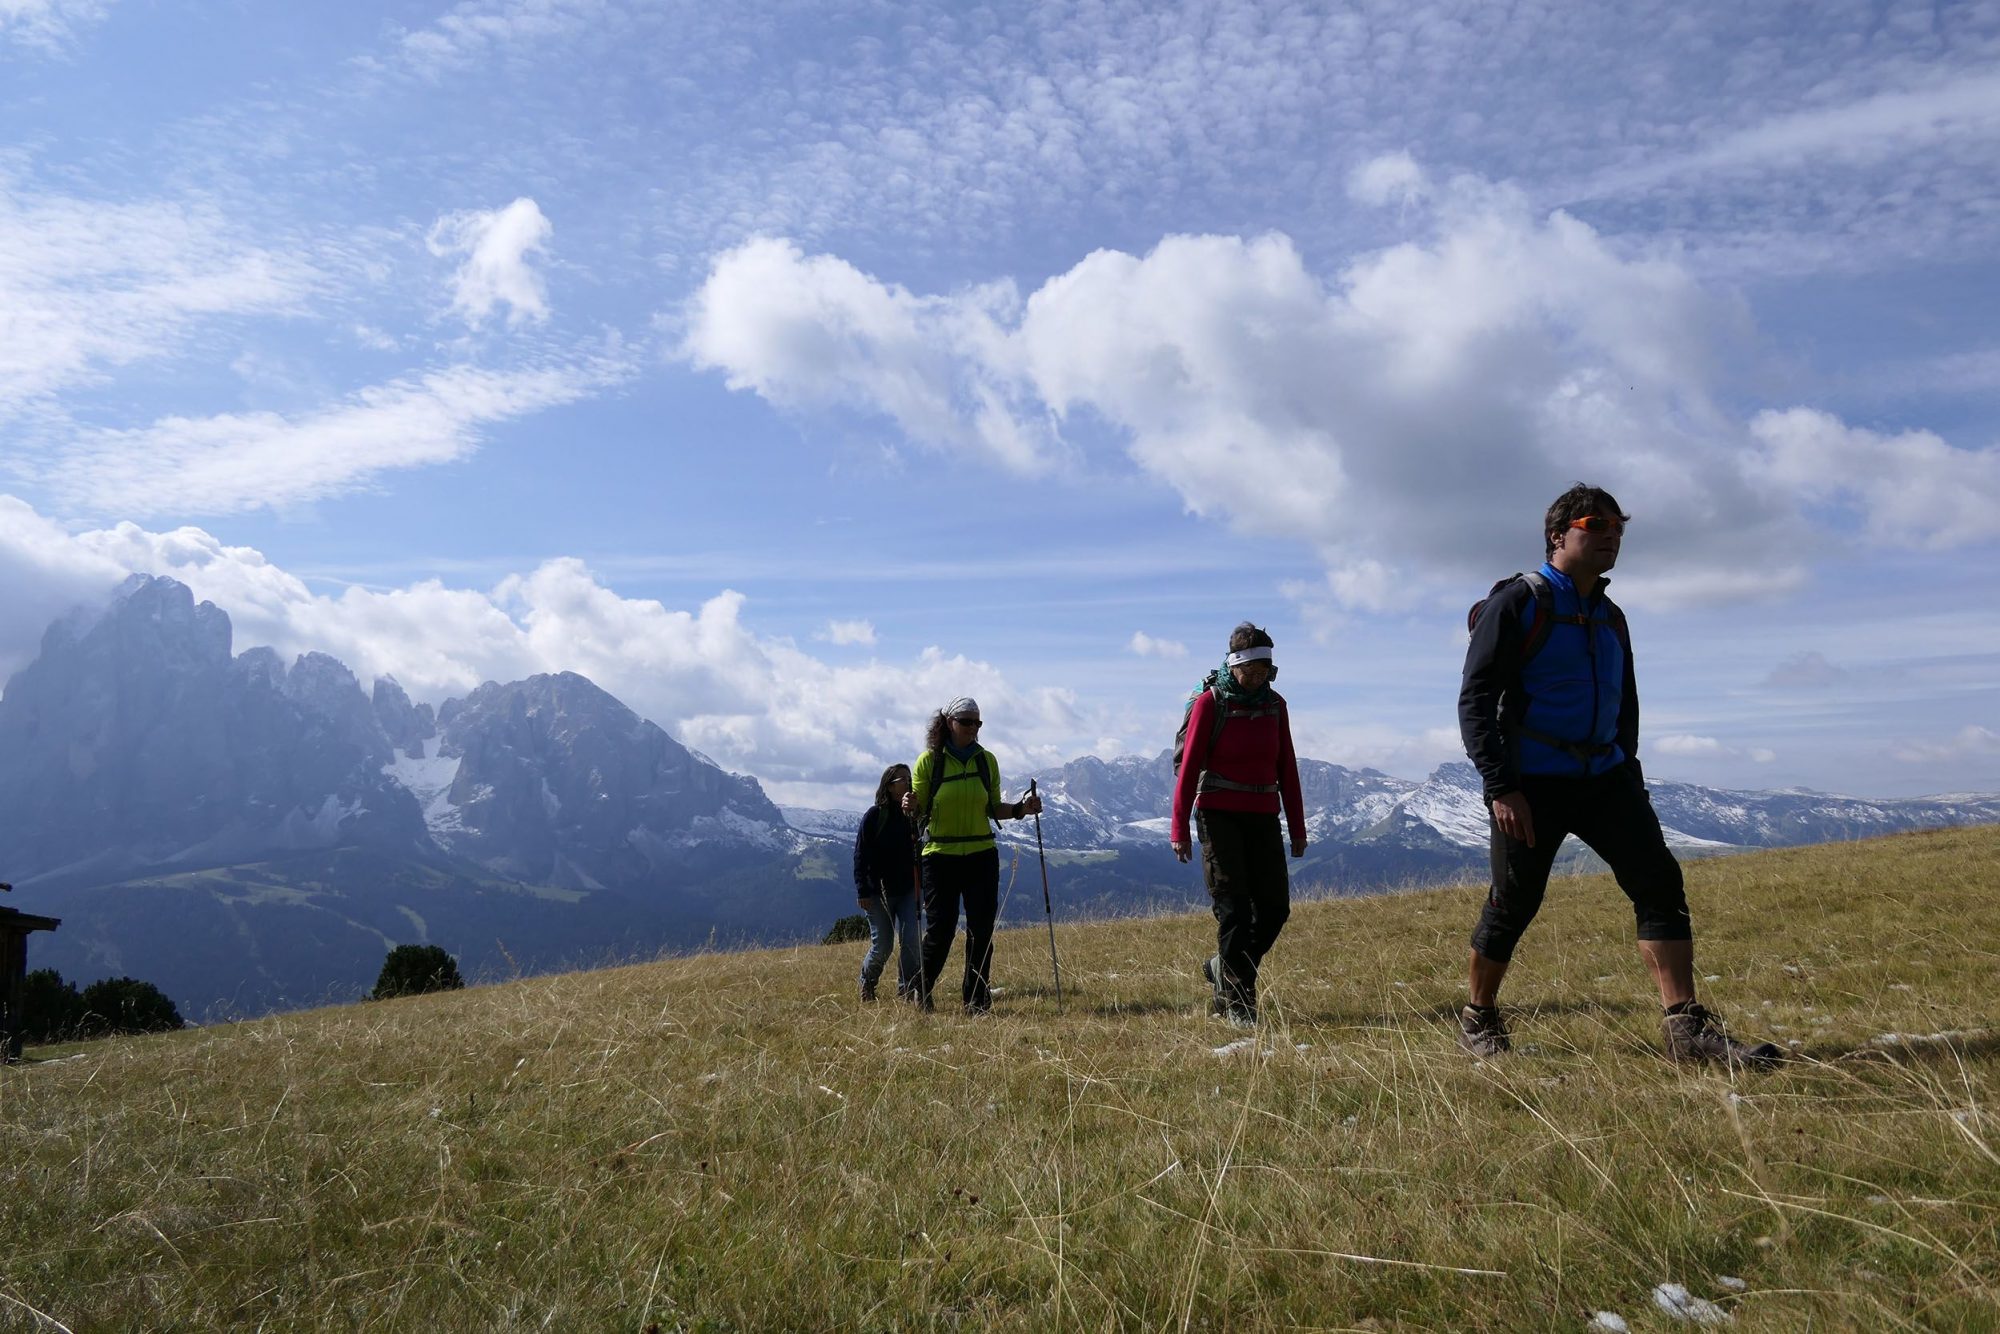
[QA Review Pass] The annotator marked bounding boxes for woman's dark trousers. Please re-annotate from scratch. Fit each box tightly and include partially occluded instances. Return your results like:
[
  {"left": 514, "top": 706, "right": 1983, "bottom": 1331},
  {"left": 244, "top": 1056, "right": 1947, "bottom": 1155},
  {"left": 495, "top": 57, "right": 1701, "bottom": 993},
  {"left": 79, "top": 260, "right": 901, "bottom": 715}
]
[
  {"left": 919, "top": 848, "right": 1000, "bottom": 1011},
  {"left": 1199, "top": 810, "right": 1290, "bottom": 1012}
]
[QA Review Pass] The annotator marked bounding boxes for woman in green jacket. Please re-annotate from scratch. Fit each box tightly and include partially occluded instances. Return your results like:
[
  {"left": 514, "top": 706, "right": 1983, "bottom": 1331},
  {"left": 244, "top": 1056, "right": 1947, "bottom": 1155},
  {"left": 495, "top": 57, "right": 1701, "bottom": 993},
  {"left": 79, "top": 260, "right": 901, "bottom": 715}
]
[{"left": 901, "top": 697, "right": 1042, "bottom": 1013}]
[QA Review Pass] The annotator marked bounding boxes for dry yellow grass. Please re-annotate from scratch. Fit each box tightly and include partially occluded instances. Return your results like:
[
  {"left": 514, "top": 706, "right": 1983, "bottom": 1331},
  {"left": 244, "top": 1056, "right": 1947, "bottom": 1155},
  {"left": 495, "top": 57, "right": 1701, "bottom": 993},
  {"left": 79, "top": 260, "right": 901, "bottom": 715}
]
[{"left": 4, "top": 826, "right": 1998, "bottom": 1331}]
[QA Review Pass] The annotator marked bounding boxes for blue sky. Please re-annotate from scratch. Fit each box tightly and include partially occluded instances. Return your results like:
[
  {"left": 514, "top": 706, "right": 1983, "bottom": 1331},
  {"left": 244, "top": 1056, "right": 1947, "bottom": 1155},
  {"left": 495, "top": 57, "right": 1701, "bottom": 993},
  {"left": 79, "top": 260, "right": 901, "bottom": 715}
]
[{"left": 2, "top": 0, "right": 1996, "bottom": 805}]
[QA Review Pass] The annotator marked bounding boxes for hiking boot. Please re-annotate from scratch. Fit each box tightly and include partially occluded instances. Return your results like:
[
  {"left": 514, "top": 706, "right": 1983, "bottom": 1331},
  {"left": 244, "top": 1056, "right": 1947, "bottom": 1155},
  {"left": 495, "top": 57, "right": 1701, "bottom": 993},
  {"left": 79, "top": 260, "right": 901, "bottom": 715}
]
[
  {"left": 1224, "top": 1003, "right": 1258, "bottom": 1030},
  {"left": 860, "top": 979, "right": 878, "bottom": 1002},
  {"left": 1663, "top": 1003, "right": 1783, "bottom": 1070},
  {"left": 1201, "top": 955, "right": 1227, "bottom": 1015},
  {"left": 1458, "top": 1004, "right": 1510, "bottom": 1059}
]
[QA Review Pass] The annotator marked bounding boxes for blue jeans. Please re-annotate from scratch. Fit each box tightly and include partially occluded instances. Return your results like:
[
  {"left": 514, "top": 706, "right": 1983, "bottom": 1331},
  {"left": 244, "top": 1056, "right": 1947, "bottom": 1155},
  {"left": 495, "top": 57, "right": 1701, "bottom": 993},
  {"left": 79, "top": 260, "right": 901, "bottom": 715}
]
[{"left": 861, "top": 891, "right": 922, "bottom": 995}]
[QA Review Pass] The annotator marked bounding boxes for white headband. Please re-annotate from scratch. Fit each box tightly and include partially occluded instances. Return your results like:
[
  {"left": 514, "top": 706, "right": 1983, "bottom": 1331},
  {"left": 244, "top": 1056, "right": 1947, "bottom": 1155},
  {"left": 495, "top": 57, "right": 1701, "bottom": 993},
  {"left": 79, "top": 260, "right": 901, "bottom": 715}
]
[
  {"left": 945, "top": 696, "right": 981, "bottom": 719},
  {"left": 1225, "top": 647, "right": 1273, "bottom": 666}
]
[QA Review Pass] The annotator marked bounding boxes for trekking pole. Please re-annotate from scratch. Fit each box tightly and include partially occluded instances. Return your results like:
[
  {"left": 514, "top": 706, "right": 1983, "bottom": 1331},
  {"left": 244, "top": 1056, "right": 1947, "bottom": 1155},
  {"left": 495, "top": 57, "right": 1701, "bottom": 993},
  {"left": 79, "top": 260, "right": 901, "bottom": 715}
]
[{"left": 1025, "top": 779, "right": 1063, "bottom": 1008}]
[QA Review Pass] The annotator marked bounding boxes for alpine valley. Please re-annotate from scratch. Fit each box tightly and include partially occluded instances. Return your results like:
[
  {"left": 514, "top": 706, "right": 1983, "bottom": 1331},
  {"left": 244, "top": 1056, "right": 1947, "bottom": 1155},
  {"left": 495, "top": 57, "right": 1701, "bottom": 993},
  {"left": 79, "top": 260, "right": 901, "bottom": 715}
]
[{"left": 5, "top": 577, "right": 1995, "bottom": 1020}]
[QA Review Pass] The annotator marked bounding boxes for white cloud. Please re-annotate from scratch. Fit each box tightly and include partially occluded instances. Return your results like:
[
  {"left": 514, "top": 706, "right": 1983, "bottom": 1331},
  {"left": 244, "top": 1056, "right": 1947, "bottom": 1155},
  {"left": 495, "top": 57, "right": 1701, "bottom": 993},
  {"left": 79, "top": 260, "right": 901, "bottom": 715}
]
[
  {"left": 426, "top": 198, "right": 554, "bottom": 328},
  {"left": 1654, "top": 734, "right": 1729, "bottom": 757},
  {"left": 46, "top": 360, "right": 620, "bottom": 518},
  {"left": 1604, "top": 68, "right": 2000, "bottom": 191},
  {"left": 1891, "top": 726, "right": 2000, "bottom": 767},
  {"left": 0, "top": 497, "right": 1086, "bottom": 803},
  {"left": 1348, "top": 152, "right": 1428, "bottom": 209},
  {"left": 820, "top": 618, "right": 876, "bottom": 646},
  {"left": 1128, "top": 631, "right": 1188, "bottom": 659},
  {"left": 1750, "top": 408, "right": 2000, "bottom": 549},
  {"left": 0, "top": 177, "right": 311, "bottom": 419},
  {"left": 0, "top": 0, "right": 108, "bottom": 49},
  {"left": 383, "top": 0, "right": 612, "bottom": 79},
  {"left": 686, "top": 177, "right": 1828, "bottom": 610},
  {"left": 681, "top": 237, "right": 1050, "bottom": 473},
  {"left": 1654, "top": 734, "right": 1778, "bottom": 765}
]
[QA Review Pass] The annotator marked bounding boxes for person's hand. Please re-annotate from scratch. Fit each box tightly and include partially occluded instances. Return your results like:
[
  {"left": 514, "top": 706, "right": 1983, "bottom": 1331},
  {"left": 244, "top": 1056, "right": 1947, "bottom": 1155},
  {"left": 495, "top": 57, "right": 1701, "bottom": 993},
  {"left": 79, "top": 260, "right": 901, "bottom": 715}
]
[
  {"left": 900, "top": 791, "right": 915, "bottom": 816},
  {"left": 1290, "top": 837, "right": 1307, "bottom": 858},
  {"left": 1171, "top": 840, "right": 1192, "bottom": 863},
  {"left": 1021, "top": 793, "right": 1042, "bottom": 817},
  {"left": 1490, "top": 791, "right": 1536, "bottom": 848},
  {"left": 857, "top": 897, "right": 877, "bottom": 911}
]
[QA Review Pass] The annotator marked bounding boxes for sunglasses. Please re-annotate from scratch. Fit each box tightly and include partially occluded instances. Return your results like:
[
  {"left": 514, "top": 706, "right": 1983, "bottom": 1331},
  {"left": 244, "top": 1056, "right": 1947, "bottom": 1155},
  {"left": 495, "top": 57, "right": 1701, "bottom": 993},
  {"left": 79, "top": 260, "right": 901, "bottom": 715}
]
[
  {"left": 952, "top": 716, "right": 982, "bottom": 729},
  {"left": 1567, "top": 515, "right": 1626, "bottom": 535}
]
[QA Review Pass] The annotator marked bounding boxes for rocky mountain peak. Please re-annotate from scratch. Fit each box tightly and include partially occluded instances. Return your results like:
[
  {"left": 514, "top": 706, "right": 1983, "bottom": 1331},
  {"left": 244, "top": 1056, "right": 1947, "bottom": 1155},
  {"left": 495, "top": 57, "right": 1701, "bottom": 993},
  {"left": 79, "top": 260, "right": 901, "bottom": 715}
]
[{"left": 372, "top": 677, "right": 437, "bottom": 758}]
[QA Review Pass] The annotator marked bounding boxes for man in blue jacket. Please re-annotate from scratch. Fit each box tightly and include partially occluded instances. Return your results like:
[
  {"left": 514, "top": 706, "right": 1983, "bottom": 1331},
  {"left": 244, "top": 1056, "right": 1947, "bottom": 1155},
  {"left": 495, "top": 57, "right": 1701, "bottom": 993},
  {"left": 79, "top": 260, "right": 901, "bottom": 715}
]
[{"left": 1457, "top": 483, "right": 1780, "bottom": 1069}]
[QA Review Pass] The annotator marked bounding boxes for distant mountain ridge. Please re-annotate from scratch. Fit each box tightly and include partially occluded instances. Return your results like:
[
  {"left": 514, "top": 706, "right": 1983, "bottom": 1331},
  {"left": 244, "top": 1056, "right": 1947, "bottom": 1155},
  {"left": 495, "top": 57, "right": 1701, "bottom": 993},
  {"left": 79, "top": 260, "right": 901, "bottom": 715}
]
[
  {"left": 1, "top": 577, "right": 814, "bottom": 1018},
  {"left": 5, "top": 575, "right": 1996, "bottom": 1021},
  {"left": 792, "top": 749, "right": 2000, "bottom": 868}
]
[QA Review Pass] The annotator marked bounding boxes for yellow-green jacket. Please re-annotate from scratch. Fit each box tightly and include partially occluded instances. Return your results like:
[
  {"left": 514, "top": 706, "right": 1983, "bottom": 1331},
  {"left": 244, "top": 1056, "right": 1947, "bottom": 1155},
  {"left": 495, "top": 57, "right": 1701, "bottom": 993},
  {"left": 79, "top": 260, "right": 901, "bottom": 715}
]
[{"left": 911, "top": 747, "right": 1003, "bottom": 857}]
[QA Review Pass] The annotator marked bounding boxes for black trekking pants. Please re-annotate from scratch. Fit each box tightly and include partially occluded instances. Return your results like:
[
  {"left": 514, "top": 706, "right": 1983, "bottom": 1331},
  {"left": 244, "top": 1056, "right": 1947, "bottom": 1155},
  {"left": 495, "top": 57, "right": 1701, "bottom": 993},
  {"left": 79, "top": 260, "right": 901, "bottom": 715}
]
[
  {"left": 1199, "top": 809, "right": 1291, "bottom": 1011},
  {"left": 1470, "top": 766, "right": 1692, "bottom": 964},
  {"left": 919, "top": 847, "right": 1000, "bottom": 1011}
]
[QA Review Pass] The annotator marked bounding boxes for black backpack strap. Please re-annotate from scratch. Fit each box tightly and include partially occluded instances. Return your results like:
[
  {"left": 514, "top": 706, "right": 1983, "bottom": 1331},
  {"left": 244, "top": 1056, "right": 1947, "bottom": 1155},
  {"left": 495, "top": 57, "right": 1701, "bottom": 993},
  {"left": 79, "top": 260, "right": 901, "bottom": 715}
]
[
  {"left": 921, "top": 745, "right": 999, "bottom": 839},
  {"left": 1517, "top": 570, "right": 1555, "bottom": 663}
]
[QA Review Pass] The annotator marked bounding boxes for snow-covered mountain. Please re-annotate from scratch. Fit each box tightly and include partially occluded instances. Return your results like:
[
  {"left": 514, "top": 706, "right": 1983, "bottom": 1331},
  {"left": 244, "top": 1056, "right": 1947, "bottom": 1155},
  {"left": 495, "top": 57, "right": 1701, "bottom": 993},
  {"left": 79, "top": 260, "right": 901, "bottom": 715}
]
[{"left": 789, "top": 752, "right": 2000, "bottom": 871}]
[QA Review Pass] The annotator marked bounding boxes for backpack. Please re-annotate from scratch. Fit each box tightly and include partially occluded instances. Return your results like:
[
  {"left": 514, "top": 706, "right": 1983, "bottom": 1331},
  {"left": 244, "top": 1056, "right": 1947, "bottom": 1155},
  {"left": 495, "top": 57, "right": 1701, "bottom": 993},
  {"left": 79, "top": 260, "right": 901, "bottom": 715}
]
[
  {"left": 1173, "top": 683, "right": 1285, "bottom": 794},
  {"left": 919, "top": 745, "right": 999, "bottom": 844},
  {"left": 1467, "top": 570, "right": 1629, "bottom": 664}
]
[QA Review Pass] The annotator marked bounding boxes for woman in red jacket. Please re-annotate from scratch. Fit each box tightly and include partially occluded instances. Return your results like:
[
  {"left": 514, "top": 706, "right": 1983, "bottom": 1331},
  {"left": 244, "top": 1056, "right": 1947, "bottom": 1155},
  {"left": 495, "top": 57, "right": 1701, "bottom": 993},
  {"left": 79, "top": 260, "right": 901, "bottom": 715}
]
[{"left": 1170, "top": 622, "right": 1307, "bottom": 1027}]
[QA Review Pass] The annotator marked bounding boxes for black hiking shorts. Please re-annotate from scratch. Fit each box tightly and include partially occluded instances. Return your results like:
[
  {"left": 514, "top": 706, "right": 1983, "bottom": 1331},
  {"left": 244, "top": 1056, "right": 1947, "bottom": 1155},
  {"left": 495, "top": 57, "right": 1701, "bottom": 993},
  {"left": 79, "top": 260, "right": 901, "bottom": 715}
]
[{"left": 1470, "top": 766, "right": 1691, "bottom": 964}]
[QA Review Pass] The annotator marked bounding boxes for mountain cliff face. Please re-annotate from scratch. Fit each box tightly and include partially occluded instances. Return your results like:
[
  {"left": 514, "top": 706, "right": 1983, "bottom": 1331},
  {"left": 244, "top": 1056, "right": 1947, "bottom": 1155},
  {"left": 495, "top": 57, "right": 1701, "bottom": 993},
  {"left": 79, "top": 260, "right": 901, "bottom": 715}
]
[
  {"left": 0, "top": 577, "right": 792, "bottom": 896},
  {"left": 0, "top": 576, "right": 427, "bottom": 887},
  {"left": 417, "top": 672, "right": 787, "bottom": 889},
  {"left": 0, "top": 579, "right": 813, "bottom": 1019}
]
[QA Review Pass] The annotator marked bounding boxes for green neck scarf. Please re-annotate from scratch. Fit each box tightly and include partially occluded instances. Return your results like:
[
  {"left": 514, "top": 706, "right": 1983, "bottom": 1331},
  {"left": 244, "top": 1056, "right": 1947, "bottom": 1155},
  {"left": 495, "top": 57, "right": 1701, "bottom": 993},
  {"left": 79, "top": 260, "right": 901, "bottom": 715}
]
[{"left": 1207, "top": 660, "right": 1274, "bottom": 707}]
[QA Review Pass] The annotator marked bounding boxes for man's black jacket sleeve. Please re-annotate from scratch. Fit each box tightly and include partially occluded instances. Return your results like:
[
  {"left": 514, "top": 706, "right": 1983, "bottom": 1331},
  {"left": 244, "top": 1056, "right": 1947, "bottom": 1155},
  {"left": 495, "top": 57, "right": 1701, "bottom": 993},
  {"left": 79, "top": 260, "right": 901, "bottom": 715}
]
[
  {"left": 1459, "top": 579, "right": 1531, "bottom": 800},
  {"left": 1615, "top": 606, "right": 1643, "bottom": 786}
]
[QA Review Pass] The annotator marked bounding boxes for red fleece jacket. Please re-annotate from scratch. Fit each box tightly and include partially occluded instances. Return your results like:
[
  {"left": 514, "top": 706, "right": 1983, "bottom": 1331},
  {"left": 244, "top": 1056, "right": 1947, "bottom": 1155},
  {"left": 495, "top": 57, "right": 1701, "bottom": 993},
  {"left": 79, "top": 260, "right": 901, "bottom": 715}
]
[{"left": 1170, "top": 688, "right": 1306, "bottom": 846}]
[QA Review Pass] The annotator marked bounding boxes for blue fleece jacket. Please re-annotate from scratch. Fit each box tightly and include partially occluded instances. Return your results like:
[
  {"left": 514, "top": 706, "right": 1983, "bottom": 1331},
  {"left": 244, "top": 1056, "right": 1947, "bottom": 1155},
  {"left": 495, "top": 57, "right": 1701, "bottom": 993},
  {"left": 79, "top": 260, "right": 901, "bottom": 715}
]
[{"left": 1459, "top": 562, "right": 1640, "bottom": 798}]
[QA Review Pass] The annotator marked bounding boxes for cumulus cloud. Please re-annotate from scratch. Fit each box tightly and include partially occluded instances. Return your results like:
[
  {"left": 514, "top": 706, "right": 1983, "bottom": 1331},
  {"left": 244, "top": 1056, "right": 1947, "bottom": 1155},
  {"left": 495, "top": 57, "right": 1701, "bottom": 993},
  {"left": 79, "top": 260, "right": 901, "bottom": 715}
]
[
  {"left": 46, "top": 360, "right": 621, "bottom": 518},
  {"left": 1347, "top": 151, "right": 1428, "bottom": 209},
  {"left": 427, "top": 197, "right": 554, "bottom": 328},
  {"left": 681, "top": 237, "right": 1050, "bottom": 472},
  {"left": 1891, "top": 725, "right": 2000, "bottom": 767},
  {"left": 686, "top": 172, "right": 1837, "bottom": 609},
  {"left": 686, "top": 161, "right": 2000, "bottom": 617},
  {"left": 1750, "top": 408, "right": 2000, "bottom": 549},
  {"left": 0, "top": 496, "right": 1082, "bottom": 804},
  {"left": 819, "top": 618, "right": 876, "bottom": 646},
  {"left": 1128, "top": 631, "right": 1188, "bottom": 659}
]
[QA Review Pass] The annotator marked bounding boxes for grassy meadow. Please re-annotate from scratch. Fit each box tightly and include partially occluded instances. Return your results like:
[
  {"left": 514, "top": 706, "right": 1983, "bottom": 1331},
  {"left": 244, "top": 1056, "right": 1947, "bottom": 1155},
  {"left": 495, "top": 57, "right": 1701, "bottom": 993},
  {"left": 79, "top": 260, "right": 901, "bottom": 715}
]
[{"left": 4, "top": 826, "right": 1998, "bottom": 1331}]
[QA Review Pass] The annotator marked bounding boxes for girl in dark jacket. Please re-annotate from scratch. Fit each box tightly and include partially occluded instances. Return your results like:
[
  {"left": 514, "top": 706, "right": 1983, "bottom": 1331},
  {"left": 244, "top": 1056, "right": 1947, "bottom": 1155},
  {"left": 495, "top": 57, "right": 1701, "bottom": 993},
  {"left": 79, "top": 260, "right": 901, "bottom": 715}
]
[
  {"left": 1170, "top": 622, "right": 1308, "bottom": 1027},
  {"left": 853, "top": 763, "right": 920, "bottom": 1001}
]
